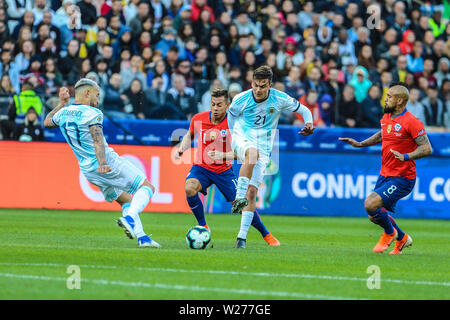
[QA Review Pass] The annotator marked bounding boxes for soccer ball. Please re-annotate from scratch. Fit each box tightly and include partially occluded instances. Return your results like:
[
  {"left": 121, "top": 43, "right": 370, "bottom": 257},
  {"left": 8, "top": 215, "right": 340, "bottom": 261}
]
[{"left": 186, "top": 226, "right": 211, "bottom": 249}]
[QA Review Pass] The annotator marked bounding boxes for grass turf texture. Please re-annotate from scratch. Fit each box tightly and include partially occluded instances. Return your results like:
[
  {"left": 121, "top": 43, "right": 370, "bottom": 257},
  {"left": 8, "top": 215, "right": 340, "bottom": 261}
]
[{"left": 0, "top": 209, "right": 449, "bottom": 300}]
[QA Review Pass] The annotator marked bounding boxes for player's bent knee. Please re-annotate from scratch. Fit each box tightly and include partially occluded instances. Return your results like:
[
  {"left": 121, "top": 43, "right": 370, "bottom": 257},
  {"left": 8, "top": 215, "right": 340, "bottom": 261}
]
[
  {"left": 364, "top": 197, "right": 381, "bottom": 213},
  {"left": 141, "top": 180, "right": 155, "bottom": 194},
  {"left": 185, "top": 179, "right": 201, "bottom": 197}
]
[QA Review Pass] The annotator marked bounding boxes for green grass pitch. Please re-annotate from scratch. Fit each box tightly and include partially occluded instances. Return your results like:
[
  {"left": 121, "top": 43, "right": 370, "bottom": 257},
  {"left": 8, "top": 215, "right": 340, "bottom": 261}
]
[{"left": 0, "top": 209, "right": 449, "bottom": 300}]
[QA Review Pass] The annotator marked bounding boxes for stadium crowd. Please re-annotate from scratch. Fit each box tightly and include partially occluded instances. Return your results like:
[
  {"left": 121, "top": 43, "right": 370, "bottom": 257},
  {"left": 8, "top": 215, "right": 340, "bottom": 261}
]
[{"left": 0, "top": 0, "right": 449, "bottom": 141}]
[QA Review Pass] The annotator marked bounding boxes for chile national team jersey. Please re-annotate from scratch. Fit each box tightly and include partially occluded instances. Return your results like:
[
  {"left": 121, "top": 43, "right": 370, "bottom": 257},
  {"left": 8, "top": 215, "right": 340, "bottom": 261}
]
[
  {"left": 380, "top": 109, "right": 426, "bottom": 179},
  {"left": 189, "top": 111, "right": 232, "bottom": 173}
]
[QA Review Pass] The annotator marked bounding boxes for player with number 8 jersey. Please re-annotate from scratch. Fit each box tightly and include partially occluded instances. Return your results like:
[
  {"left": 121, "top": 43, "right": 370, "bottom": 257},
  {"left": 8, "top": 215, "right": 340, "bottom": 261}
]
[{"left": 339, "top": 82, "right": 433, "bottom": 254}]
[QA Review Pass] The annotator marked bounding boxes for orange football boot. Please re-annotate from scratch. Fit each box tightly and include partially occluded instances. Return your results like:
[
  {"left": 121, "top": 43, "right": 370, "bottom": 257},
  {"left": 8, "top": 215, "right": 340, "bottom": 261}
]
[
  {"left": 373, "top": 230, "right": 397, "bottom": 253},
  {"left": 389, "top": 234, "right": 413, "bottom": 255},
  {"left": 203, "top": 224, "right": 210, "bottom": 231},
  {"left": 263, "top": 233, "right": 280, "bottom": 246}
]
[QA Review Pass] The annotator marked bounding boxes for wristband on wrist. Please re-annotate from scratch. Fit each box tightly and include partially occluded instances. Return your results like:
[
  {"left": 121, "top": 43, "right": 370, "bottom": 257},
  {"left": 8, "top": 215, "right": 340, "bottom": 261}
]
[{"left": 403, "top": 154, "right": 410, "bottom": 161}]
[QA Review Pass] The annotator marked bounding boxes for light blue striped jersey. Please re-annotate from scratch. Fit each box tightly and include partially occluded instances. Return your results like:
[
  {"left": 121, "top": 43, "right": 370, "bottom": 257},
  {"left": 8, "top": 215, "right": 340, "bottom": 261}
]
[
  {"left": 228, "top": 88, "right": 302, "bottom": 155},
  {"left": 52, "top": 104, "right": 119, "bottom": 173}
]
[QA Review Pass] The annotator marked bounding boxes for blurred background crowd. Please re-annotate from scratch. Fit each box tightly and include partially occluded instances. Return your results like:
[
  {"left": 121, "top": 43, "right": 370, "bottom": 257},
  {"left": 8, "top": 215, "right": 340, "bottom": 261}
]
[{"left": 0, "top": 0, "right": 449, "bottom": 141}]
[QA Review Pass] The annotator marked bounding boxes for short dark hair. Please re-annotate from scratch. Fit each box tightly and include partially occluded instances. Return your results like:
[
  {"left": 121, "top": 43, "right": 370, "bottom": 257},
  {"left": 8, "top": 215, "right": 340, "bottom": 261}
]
[
  {"left": 253, "top": 65, "right": 273, "bottom": 83},
  {"left": 211, "top": 88, "right": 229, "bottom": 101}
]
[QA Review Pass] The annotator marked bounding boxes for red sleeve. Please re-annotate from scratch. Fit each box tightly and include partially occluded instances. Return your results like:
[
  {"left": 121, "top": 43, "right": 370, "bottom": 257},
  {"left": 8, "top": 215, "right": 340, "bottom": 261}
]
[
  {"left": 408, "top": 116, "right": 426, "bottom": 140},
  {"left": 189, "top": 115, "right": 196, "bottom": 135}
]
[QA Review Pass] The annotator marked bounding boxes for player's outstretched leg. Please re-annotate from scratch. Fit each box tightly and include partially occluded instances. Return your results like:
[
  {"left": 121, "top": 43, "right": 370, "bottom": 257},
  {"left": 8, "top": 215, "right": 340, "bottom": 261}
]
[
  {"left": 251, "top": 211, "right": 280, "bottom": 246},
  {"left": 117, "top": 181, "right": 161, "bottom": 248},
  {"left": 232, "top": 148, "right": 258, "bottom": 214},
  {"left": 388, "top": 214, "right": 412, "bottom": 255},
  {"left": 185, "top": 178, "right": 209, "bottom": 230},
  {"left": 365, "top": 193, "right": 396, "bottom": 253}
]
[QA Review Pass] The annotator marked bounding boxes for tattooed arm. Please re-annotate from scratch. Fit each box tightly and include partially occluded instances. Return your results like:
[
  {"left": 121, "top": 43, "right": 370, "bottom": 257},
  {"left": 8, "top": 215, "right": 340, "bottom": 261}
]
[
  {"left": 338, "top": 131, "right": 382, "bottom": 148},
  {"left": 390, "top": 134, "right": 433, "bottom": 161},
  {"left": 89, "top": 124, "right": 112, "bottom": 173}
]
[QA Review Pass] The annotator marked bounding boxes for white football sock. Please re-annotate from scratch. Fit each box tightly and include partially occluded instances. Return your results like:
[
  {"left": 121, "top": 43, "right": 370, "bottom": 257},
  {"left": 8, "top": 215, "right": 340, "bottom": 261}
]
[
  {"left": 121, "top": 203, "right": 130, "bottom": 217},
  {"left": 127, "top": 186, "right": 154, "bottom": 238},
  {"left": 235, "top": 176, "right": 250, "bottom": 199},
  {"left": 237, "top": 211, "right": 254, "bottom": 239}
]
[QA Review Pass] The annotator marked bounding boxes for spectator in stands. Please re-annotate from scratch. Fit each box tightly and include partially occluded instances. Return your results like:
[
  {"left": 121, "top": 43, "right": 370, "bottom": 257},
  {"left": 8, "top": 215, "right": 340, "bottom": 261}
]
[
  {"left": 283, "top": 65, "right": 304, "bottom": 100},
  {"left": 303, "top": 66, "right": 328, "bottom": 99},
  {"left": 14, "top": 40, "right": 34, "bottom": 74},
  {"left": 350, "top": 66, "right": 372, "bottom": 104},
  {"left": 406, "top": 87, "right": 427, "bottom": 125},
  {"left": 295, "top": 89, "right": 325, "bottom": 128},
  {"left": 173, "top": 59, "right": 194, "bottom": 89},
  {"left": 43, "top": 57, "right": 63, "bottom": 95},
  {"left": 77, "top": 0, "right": 97, "bottom": 26},
  {"left": 167, "top": 74, "right": 197, "bottom": 119},
  {"left": 143, "top": 76, "right": 167, "bottom": 118},
  {"left": 123, "top": 78, "right": 148, "bottom": 119},
  {"left": 58, "top": 39, "right": 81, "bottom": 85},
  {"left": 435, "top": 57, "right": 450, "bottom": 88},
  {"left": 103, "top": 73, "right": 135, "bottom": 120},
  {"left": 14, "top": 106, "right": 44, "bottom": 141},
  {"left": 191, "top": 0, "right": 215, "bottom": 23},
  {"left": 357, "top": 44, "right": 376, "bottom": 71},
  {"left": 337, "top": 84, "right": 362, "bottom": 128},
  {"left": 12, "top": 10, "right": 34, "bottom": 40},
  {"left": 407, "top": 41, "right": 425, "bottom": 73},
  {"left": 0, "top": 49, "right": 20, "bottom": 93},
  {"left": 198, "top": 79, "right": 224, "bottom": 113},
  {"left": 362, "top": 84, "right": 383, "bottom": 128},
  {"left": 415, "top": 59, "right": 438, "bottom": 88},
  {"left": 120, "top": 54, "right": 147, "bottom": 92},
  {"left": 318, "top": 93, "right": 335, "bottom": 127},
  {"left": 421, "top": 85, "right": 446, "bottom": 127},
  {"left": 129, "top": 1, "right": 150, "bottom": 39},
  {"left": 155, "top": 28, "right": 181, "bottom": 58}
]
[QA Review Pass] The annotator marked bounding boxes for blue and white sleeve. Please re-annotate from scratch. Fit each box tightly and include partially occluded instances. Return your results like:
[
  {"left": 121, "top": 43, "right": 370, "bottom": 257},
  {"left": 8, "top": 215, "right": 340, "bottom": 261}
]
[
  {"left": 51, "top": 109, "right": 62, "bottom": 127},
  {"left": 282, "top": 96, "right": 313, "bottom": 124},
  {"left": 227, "top": 99, "right": 242, "bottom": 131},
  {"left": 87, "top": 111, "right": 104, "bottom": 128}
]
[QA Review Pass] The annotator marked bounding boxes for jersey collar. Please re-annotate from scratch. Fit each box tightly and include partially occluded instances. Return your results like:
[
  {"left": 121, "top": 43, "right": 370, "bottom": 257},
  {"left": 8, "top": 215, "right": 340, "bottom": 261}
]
[
  {"left": 252, "top": 89, "right": 271, "bottom": 103},
  {"left": 209, "top": 111, "right": 227, "bottom": 125},
  {"left": 392, "top": 108, "right": 407, "bottom": 119}
]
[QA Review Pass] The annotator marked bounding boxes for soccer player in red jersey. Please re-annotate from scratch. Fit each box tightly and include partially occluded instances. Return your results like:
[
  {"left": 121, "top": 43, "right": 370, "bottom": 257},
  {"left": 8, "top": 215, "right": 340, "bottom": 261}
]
[
  {"left": 175, "top": 89, "right": 280, "bottom": 246},
  {"left": 339, "top": 83, "right": 433, "bottom": 254}
]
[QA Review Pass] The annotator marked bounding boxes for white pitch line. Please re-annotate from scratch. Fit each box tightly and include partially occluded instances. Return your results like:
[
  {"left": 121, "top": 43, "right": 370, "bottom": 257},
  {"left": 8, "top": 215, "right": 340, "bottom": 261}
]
[
  {"left": 0, "top": 272, "right": 364, "bottom": 300},
  {"left": 0, "top": 262, "right": 449, "bottom": 287}
]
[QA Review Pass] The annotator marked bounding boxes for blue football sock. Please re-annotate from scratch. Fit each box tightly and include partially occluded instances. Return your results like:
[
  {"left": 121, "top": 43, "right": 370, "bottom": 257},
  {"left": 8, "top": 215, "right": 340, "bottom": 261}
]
[
  {"left": 388, "top": 214, "right": 405, "bottom": 240},
  {"left": 187, "top": 195, "right": 206, "bottom": 226},
  {"left": 368, "top": 208, "right": 394, "bottom": 234},
  {"left": 251, "top": 211, "right": 269, "bottom": 237}
]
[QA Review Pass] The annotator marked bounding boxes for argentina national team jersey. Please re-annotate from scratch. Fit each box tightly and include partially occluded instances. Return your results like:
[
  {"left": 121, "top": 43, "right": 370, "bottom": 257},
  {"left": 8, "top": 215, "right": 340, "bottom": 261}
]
[
  {"left": 52, "top": 104, "right": 119, "bottom": 173},
  {"left": 228, "top": 88, "right": 301, "bottom": 156}
]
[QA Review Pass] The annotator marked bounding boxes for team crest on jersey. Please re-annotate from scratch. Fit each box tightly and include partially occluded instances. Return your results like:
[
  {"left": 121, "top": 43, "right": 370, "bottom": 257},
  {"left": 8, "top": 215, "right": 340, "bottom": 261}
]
[
  {"left": 220, "top": 129, "right": 227, "bottom": 137},
  {"left": 210, "top": 131, "right": 217, "bottom": 140},
  {"left": 394, "top": 123, "right": 402, "bottom": 132},
  {"left": 269, "top": 107, "right": 275, "bottom": 114},
  {"left": 387, "top": 124, "right": 392, "bottom": 133}
]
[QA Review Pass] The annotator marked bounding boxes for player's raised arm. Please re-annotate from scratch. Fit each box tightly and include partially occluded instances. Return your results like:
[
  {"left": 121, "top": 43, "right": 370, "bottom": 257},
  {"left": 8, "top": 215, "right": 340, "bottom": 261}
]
[
  {"left": 43, "top": 87, "right": 70, "bottom": 128},
  {"left": 89, "top": 124, "right": 112, "bottom": 173},
  {"left": 175, "top": 131, "right": 194, "bottom": 159},
  {"left": 391, "top": 134, "right": 433, "bottom": 161},
  {"left": 339, "top": 131, "right": 382, "bottom": 148}
]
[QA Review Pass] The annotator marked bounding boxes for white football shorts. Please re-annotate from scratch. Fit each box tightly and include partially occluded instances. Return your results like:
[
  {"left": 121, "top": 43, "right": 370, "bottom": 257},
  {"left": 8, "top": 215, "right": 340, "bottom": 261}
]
[{"left": 83, "top": 157, "right": 146, "bottom": 202}]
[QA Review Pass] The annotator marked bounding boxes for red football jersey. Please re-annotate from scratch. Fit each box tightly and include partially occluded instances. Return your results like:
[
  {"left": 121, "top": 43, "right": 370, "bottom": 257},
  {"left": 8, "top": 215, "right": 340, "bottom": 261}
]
[
  {"left": 380, "top": 110, "right": 426, "bottom": 179},
  {"left": 189, "top": 111, "right": 232, "bottom": 173}
]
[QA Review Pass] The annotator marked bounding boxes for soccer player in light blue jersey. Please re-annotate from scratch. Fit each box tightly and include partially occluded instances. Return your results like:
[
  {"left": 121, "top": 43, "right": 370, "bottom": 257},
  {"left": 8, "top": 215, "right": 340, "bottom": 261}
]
[
  {"left": 227, "top": 66, "right": 315, "bottom": 248},
  {"left": 44, "top": 79, "right": 161, "bottom": 248}
]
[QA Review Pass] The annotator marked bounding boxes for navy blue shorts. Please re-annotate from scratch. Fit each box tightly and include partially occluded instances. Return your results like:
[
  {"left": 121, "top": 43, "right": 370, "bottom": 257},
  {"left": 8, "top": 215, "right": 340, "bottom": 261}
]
[
  {"left": 186, "top": 165, "right": 237, "bottom": 202},
  {"left": 373, "top": 175, "right": 415, "bottom": 212}
]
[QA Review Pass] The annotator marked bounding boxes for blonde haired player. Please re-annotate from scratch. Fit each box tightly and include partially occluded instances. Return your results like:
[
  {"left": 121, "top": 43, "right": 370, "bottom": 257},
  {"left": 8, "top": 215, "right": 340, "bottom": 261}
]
[{"left": 44, "top": 79, "right": 161, "bottom": 248}]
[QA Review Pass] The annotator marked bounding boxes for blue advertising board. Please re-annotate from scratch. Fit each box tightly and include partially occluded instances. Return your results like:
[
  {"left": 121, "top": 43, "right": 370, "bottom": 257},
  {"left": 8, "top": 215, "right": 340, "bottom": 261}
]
[{"left": 203, "top": 152, "right": 450, "bottom": 220}]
